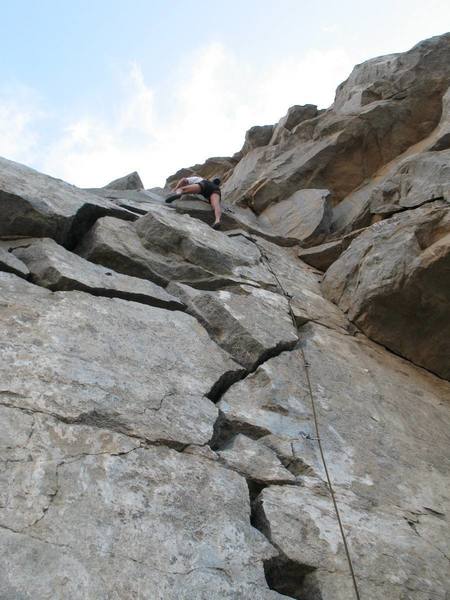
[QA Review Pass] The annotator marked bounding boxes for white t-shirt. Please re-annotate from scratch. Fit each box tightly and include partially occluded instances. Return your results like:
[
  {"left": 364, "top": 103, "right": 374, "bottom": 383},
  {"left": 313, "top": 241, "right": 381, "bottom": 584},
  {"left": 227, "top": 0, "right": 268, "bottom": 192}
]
[{"left": 186, "top": 176, "right": 203, "bottom": 184}]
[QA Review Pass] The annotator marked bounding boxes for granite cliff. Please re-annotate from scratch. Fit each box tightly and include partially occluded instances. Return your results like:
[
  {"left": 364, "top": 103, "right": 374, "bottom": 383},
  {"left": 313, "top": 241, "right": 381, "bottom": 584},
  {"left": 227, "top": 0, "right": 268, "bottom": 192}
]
[{"left": 0, "top": 33, "right": 449, "bottom": 599}]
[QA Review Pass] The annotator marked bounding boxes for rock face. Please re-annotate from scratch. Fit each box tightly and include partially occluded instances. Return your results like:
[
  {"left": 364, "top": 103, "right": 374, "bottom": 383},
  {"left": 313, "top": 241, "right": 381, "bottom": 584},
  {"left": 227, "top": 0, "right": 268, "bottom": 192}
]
[
  {"left": 0, "top": 156, "right": 135, "bottom": 246},
  {"left": 322, "top": 201, "right": 450, "bottom": 379},
  {"left": 0, "top": 411, "right": 283, "bottom": 600},
  {"left": 77, "top": 206, "right": 274, "bottom": 289},
  {"left": 167, "top": 282, "right": 298, "bottom": 369},
  {"left": 11, "top": 237, "right": 183, "bottom": 309},
  {"left": 222, "top": 34, "right": 450, "bottom": 214},
  {"left": 259, "top": 189, "right": 332, "bottom": 246},
  {"left": 269, "top": 104, "right": 319, "bottom": 146},
  {"left": 219, "top": 323, "right": 450, "bottom": 599},
  {"left": 1, "top": 33, "right": 450, "bottom": 600}
]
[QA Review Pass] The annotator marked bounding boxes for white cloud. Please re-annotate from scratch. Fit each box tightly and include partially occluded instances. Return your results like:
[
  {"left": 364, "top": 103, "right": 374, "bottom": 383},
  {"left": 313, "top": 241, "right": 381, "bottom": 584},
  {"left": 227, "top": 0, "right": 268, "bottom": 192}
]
[
  {"left": 0, "top": 85, "right": 44, "bottom": 163},
  {"left": 0, "top": 43, "right": 355, "bottom": 188}
]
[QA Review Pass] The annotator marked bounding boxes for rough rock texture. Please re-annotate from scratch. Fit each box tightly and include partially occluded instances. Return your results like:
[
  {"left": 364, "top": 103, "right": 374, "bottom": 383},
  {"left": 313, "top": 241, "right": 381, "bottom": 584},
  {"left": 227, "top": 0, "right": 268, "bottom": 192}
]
[
  {"left": 0, "top": 410, "right": 284, "bottom": 599},
  {"left": 297, "top": 228, "right": 365, "bottom": 271},
  {"left": 2, "top": 33, "right": 450, "bottom": 600},
  {"left": 0, "top": 156, "right": 135, "bottom": 246},
  {"left": 11, "top": 237, "right": 183, "bottom": 309},
  {"left": 322, "top": 202, "right": 450, "bottom": 379},
  {"left": 219, "top": 322, "right": 450, "bottom": 598},
  {"left": 103, "top": 170, "right": 144, "bottom": 190},
  {"left": 173, "top": 197, "right": 299, "bottom": 246},
  {"left": 252, "top": 236, "right": 350, "bottom": 332},
  {"left": 0, "top": 246, "right": 29, "bottom": 278},
  {"left": 76, "top": 210, "right": 274, "bottom": 289},
  {"left": 331, "top": 83, "right": 450, "bottom": 235},
  {"left": 217, "top": 434, "right": 296, "bottom": 485},
  {"left": 167, "top": 282, "right": 298, "bottom": 369},
  {"left": 0, "top": 273, "right": 238, "bottom": 446},
  {"left": 259, "top": 189, "right": 332, "bottom": 246}
]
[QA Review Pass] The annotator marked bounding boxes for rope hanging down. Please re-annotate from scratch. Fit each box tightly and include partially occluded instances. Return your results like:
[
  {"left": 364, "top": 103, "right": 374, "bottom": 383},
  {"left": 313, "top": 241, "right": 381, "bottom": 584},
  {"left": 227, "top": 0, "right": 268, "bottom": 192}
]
[{"left": 252, "top": 238, "right": 362, "bottom": 600}]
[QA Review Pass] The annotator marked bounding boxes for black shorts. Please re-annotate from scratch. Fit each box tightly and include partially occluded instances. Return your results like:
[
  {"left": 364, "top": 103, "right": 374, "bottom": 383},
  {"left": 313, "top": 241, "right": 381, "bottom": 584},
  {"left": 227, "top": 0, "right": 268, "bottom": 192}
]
[{"left": 199, "top": 179, "right": 221, "bottom": 202}]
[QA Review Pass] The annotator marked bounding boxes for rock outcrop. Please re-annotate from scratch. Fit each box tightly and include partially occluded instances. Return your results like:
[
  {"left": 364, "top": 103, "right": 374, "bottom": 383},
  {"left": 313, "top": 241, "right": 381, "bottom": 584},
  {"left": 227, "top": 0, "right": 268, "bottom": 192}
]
[
  {"left": 322, "top": 201, "right": 450, "bottom": 379},
  {"left": 103, "top": 170, "right": 144, "bottom": 191},
  {"left": 0, "top": 156, "right": 135, "bottom": 247},
  {"left": 1, "top": 32, "right": 450, "bottom": 600},
  {"left": 222, "top": 33, "right": 450, "bottom": 215}
]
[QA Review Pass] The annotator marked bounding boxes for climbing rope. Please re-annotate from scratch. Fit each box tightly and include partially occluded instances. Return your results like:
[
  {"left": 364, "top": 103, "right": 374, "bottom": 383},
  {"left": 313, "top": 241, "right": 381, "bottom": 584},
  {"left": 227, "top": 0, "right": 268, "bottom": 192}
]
[{"left": 251, "top": 238, "right": 362, "bottom": 600}]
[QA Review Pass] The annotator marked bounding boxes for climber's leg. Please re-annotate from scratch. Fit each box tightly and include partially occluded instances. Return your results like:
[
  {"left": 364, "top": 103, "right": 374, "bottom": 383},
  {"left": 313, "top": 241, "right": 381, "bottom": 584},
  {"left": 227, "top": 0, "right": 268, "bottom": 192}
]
[{"left": 210, "top": 193, "right": 222, "bottom": 229}]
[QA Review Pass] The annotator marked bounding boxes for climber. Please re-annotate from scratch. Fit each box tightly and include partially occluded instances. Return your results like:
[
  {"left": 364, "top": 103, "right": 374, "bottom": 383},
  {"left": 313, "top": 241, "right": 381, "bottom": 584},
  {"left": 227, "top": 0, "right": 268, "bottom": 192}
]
[{"left": 165, "top": 175, "right": 222, "bottom": 230}]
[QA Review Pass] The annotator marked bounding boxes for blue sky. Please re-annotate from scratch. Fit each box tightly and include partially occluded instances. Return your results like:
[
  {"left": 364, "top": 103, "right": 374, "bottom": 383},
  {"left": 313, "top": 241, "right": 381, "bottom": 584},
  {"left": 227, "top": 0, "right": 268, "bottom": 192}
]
[{"left": 1, "top": 0, "right": 449, "bottom": 187}]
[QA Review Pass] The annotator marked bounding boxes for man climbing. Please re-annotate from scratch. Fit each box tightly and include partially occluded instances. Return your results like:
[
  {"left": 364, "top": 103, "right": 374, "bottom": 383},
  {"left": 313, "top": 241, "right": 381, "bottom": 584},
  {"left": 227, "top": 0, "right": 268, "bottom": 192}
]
[{"left": 165, "top": 175, "right": 222, "bottom": 230}]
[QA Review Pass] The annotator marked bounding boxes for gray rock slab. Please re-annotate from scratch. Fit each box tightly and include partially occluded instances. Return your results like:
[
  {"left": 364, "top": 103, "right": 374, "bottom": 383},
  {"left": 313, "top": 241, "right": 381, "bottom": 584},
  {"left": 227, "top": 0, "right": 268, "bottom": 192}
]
[
  {"left": 332, "top": 149, "right": 450, "bottom": 235},
  {"left": 87, "top": 187, "right": 164, "bottom": 203},
  {"left": 0, "top": 405, "right": 287, "bottom": 599},
  {"left": 0, "top": 273, "right": 239, "bottom": 446},
  {"left": 167, "top": 282, "right": 298, "bottom": 369},
  {"left": 77, "top": 213, "right": 273, "bottom": 289},
  {"left": 369, "top": 149, "right": 450, "bottom": 214},
  {"left": 218, "top": 321, "right": 450, "bottom": 597},
  {"left": 103, "top": 170, "right": 144, "bottom": 190},
  {"left": 297, "top": 228, "right": 367, "bottom": 271},
  {"left": 323, "top": 201, "right": 450, "bottom": 379},
  {"left": 173, "top": 196, "right": 297, "bottom": 246},
  {"left": 134, "top": 205, "right": 274, "bottom": 286},
  {"left": 0, "top": 246, "right": 29, "bottom": 278},
  {"left": 254, "top": 237, "right": 350, "bottom": 332},
  {"left": 12, "top": 237, "right": 183, "bottom": 309},
  {"left": 255, "top": 480, "right": 450, "bottom": 599},
  {"left": 260, "top": 189, "right": 332, "bottom": 246},
  {"left": 0, "top": 156, "right": 135, "bottom": 246},
  {"left": 217, "top": 434, "right": 296, "bottom": 485},
  {"left": 297, "top": 239, "right": 344, "bottom": 271}
]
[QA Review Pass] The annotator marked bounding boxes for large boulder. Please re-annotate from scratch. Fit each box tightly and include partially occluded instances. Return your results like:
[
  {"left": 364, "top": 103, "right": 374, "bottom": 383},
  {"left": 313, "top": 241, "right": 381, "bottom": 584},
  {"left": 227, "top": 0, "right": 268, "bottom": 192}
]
[
  {"left": 259, "top": 189, "right": 332, "bottom": 246},
  {"left": 223, "top": 34, "right": 450, "bottom": 213},
  {"left": 0, "top": 273, "right": 239, "bottom": 447},
  {"left": 0, "top": 156, "right": 135, "bottom": 247},
  {"left": 77, "top": 209, "right": 274, "bottom": 289},
  {"left": 322, "top": 201, "right": 450, "bottom": 379},
  {"left": 167, "top": 282, "right": 298, "bottom": 369},
  {"left": 217, "top": 322, "right": 450, "bottom": 599},
  {"left": 103, "top": 170, "right": 144, "bottom": 190},
  {"left": 11, "top": 237, "right": 183, "bottom": 309},
  {"left": 173, "top": 197, "right": 300, "bottom": 246}
]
